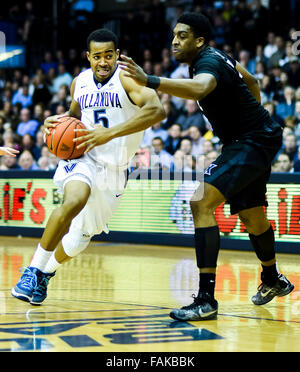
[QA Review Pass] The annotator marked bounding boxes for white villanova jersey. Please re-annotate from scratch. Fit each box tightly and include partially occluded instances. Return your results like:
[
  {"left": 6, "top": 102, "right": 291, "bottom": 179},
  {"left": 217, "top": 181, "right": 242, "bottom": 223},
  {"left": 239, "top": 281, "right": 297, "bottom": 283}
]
[{"left": 73, "top": 66, "right": 143, "bottom": 169}]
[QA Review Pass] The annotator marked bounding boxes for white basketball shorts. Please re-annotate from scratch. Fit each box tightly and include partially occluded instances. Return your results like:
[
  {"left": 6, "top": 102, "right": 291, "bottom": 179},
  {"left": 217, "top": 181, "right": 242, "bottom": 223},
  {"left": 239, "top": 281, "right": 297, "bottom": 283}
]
[{"left": 53, "top": 157, "right": 127, "bottom": 237}]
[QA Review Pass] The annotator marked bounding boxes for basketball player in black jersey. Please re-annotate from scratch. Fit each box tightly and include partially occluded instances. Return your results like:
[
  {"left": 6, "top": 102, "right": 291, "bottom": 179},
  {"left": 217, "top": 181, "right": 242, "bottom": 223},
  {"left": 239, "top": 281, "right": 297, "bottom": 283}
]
[{"left": 118, "top": 12, "right": 294, "bottom": 321}]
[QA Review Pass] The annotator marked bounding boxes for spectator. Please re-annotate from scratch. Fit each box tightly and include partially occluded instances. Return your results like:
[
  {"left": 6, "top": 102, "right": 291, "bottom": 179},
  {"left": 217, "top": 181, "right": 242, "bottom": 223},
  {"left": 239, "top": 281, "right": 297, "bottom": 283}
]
[
  {"left": 0, "top": 155, "right": 21, "bottom": 170},
  {"left": 0, "top": 1, "right": 299, "bottom": 176},
  {"left": 11, "top": 84, "right": 33, "bottom": 108},
  {"left": 284, "top": 116, "right": 297, "bottom": 131},
  {"left": 179, "top": 137, "right": 193, "bottom": 156},
  {"left": 160, "top": 100, "right": 179, "bottom": 130},
  {"left": 32, "top": 72, "right": 52, "bottom": 107},
  {"left": 172, "top": 149, "right": 194, "bottom": 172},
  {"left": 50, "top": 64, "right": 73, "bottom": 93},
  {"left": 35, "top": 129, "right": 45, "bottom": 150},
  {"left": 288, "top": 59, "right": 300, "bottom": 90},
  {"left": 281, "top": 133, "right": 298, "bottom": 163},
  {"left": 204, "top": 150, "right": 219, "bottom": 169},
  {"left": 279, "top": 41, "right": 299, "bottom": 72},
  {"left": 40, "top": 51, "right": 58, "bottom": 75},
  {"left": 150, "top": 137, "right": 173, "bottom": 170},
  {"left": 33, "top": 103, "right": 45, "bottom": 126},
  {"left": 2, "top": 129, "right": 21, "bottom": 152},
  {"left": 189, "top": 125, "right": 205, "bottom": 157},
  {"left": 18, "top": 150, "right": 40, "bottom": 170},
  {"left": 175, "top": 100, "right": 206, "bottom": 136},
  {"left": 164, "top": 123, "right": 182, "bottom": 155},
  {"left": 202, "top": 140, "right": 215, "bottom": 155},
  {"left": 239, "top": 50, "right": 253, "bottom": 73},
  {"left": 274, "top": 153, "right": 294, "bottom": 172},
  {"left": 38, "top": 156, "right": 50, "bottom": 170},
  {"left": 264, "top": 32, "right": 277, "bottom": 60},
  {"left": 263, "top": 101, "right": 284, "bottom": 127},
  {"left": 275, "top": 86, "right": 296, "bottom": 120},
  {"left": 16, "top": 108, "right": 39, "bottom": 137},
  {"left": 268, "top": 36, "right": 286, "bottom": 69},
  {"left": 141, "top": 122, "right": 169, "bottom": 148},
  {"left": 294, "top": 101, "right": 300, "bottom": 145},
  {"left": 21, "top": 133, "right": 41, "bottom": 161},
  {"left": 50, "top": 85, "right": 71, "bottom": 114},
  {"left": 293, "top": 147, "right": 300, "bottom": 172}
]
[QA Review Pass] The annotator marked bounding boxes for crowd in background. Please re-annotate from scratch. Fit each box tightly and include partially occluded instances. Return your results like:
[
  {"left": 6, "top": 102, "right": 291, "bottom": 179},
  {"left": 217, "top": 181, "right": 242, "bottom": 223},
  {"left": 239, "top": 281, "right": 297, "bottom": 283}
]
[{"left": 0, "top": 0, "right": 300, "bottom": 172}]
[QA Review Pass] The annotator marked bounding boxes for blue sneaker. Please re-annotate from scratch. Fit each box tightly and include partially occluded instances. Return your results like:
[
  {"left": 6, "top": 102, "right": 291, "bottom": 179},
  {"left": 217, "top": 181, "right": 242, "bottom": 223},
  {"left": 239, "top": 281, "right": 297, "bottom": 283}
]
[
  {"left": 11, "top": 267, "right": 41, "bottom": 302},
  {"left": 30, "top": 271, "right": 55, "bottom": 306}
]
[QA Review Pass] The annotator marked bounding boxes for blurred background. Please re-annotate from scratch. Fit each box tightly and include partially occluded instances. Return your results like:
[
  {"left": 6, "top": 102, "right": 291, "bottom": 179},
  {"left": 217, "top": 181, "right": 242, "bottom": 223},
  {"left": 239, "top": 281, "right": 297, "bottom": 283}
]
[{"left": 1, "top": 0, "right": 300, "bottom": 173}]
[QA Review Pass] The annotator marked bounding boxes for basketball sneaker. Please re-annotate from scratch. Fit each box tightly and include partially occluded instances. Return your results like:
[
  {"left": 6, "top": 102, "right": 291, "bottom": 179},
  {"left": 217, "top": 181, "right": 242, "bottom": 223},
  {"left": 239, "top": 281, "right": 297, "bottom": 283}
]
[
  {"left": 30, "top": 271, "right": 55, "bottom": 306},
  {"left": 11, "top": 267, "right": 40, "bottom": 302},
  {"left": 251, "top": 273, "right": 294, "bottom": 305},
  {"left": 169, "top": 292, "right": 218, "bottom": 321}
]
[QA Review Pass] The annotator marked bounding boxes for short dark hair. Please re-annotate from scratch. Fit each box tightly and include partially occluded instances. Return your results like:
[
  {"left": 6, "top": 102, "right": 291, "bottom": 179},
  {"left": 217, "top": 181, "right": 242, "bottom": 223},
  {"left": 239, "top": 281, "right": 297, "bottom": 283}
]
[
  {"left": 152, "top": 136, "right": 164, "bottom": 144},
  {"left": 177, "top": 12, "right": 212, "bottom": 43},
  {"left": 87, "top": 29, "right": 118, "bottom": 51}
]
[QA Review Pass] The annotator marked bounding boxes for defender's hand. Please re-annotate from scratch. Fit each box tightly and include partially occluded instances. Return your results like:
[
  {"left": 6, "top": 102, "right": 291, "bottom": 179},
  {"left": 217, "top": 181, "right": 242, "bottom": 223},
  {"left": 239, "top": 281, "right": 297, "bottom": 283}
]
[
  {"left": 117, "top": 55, "right": 147, "bottom": 86},
  {"left": 0, "top": 147, "right": 20, "bottom": 157},
  {"left": 74, "top": 125, "right": 114, "bottom": 154}
]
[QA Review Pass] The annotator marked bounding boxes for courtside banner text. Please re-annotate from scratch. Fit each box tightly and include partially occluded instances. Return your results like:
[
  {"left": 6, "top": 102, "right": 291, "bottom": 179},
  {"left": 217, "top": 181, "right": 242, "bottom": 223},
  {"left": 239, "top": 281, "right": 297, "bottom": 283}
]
[{"left": 0, "top": 172, "right": 299, "bottom": 245}]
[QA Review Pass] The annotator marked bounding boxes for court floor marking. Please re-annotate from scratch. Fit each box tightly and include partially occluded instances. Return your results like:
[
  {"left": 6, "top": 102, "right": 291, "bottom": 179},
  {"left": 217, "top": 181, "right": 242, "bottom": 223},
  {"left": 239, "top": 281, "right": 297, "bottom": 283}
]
[
  {"left": 1, "top": 308, "right": 299, "bottom": 326},
  {"left": 4, "top": 292, "right": 298, "bottom": 322}
]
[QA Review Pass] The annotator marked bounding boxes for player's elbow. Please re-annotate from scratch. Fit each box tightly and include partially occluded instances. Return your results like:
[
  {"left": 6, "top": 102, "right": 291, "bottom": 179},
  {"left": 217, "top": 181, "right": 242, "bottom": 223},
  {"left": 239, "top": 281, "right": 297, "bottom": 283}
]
[{"left": 151, "top": 105, "right": 167, "bottom": 122}]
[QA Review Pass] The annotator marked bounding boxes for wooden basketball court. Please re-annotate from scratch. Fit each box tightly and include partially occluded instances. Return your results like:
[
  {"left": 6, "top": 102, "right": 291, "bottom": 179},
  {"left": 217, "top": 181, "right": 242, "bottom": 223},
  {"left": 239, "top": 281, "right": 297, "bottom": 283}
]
[{"left": 0, "top": 236, "right": 299, "bottom": 352}]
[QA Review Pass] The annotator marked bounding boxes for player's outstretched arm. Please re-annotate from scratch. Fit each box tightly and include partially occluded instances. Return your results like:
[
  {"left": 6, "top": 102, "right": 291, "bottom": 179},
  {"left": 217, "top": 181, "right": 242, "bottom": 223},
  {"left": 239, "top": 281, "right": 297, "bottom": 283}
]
[
  {"left": 0, "top": 147, "right": 19, "bottom": 157},
  {"left": 74, "top": 74, "right": 166, "bottom": 153},
  {"left": 117, "top": 55, "right": 217, "bottom": 101}
]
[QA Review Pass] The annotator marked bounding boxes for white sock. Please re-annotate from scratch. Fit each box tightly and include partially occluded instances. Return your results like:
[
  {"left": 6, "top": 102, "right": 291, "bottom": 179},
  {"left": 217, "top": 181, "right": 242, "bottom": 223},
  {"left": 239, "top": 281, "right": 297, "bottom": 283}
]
[
  {"left": 44, "top": 252, "right": 61, "bottom": 274},
  {"left": 30, "top": 243, "right": 53, "bottom": 272}
]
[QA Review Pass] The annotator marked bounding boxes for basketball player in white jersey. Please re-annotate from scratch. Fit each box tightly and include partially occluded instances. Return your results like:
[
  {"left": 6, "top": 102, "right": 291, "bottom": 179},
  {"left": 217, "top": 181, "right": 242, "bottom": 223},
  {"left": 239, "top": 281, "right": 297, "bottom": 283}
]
[{"left": 12, "top": 29, "right": 165, "bottom": 305}]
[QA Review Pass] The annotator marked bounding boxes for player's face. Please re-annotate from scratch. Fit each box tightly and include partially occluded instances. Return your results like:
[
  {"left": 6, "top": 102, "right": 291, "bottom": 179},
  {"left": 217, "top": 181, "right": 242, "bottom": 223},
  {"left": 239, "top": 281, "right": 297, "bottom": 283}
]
[
  {"left": 87, "top": 41, "right": 120, "bottom": 82},
  {"left": 172, "top": 23, "right": 204, "bottom": 64}
]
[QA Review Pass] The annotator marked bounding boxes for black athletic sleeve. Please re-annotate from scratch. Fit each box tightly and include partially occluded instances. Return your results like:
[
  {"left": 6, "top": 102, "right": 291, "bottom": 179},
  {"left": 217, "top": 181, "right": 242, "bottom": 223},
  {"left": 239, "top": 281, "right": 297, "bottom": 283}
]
[
  {"left": 193, "top": 56, "right": 223, "bottom": 82},
  {"left": 193, "top": 51, "right": 237, "bottom": 83}
]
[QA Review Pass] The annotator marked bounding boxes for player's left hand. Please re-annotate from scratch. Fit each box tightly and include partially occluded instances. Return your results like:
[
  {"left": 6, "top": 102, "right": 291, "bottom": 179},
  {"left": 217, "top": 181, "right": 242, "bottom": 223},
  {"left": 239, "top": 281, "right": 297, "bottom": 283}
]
[
  {"left": 0, "top": 146, "right": 20, "bottom": 157},
  {"left": 117, "top": 55, "right": 147, "bottom": 86},
  {"left": 74, "top": 125, "right": 114, "bottom": 153}
]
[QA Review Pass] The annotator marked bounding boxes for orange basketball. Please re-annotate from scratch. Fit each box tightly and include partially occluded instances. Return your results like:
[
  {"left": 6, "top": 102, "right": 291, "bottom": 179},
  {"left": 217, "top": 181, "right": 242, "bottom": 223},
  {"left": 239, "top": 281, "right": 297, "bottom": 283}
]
[{"left": 46, "top": 117, "right": 87, "bottom": 160}]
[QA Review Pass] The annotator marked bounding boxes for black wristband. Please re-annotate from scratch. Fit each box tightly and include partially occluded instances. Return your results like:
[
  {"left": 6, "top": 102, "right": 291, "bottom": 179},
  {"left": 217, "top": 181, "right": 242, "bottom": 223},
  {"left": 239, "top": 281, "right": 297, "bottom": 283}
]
[{"left": 146, "top": 75, "right": 161, "bottom": 90}]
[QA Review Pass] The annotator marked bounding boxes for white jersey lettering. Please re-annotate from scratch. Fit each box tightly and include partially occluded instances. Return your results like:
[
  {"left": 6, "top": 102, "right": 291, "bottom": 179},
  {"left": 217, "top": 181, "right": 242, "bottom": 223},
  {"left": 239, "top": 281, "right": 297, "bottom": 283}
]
[{"left": 73, "top": 67, "right": 143, "bottom": 169}]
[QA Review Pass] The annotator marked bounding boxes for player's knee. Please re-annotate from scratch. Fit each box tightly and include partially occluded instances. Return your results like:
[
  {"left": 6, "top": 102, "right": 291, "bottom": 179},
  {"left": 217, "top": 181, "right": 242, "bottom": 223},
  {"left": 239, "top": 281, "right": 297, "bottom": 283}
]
[
  {"left": 62, "top": 229, "right": 92, "bottom": 258},
  {"left": 239, "top": 214, "right": 250, "bottom": 228},
  {"left": 239, "top": 213, "right": 269, "bottom": 235},
  {"left": 190, "top": 198, "right": 215, "bottom": 213}
]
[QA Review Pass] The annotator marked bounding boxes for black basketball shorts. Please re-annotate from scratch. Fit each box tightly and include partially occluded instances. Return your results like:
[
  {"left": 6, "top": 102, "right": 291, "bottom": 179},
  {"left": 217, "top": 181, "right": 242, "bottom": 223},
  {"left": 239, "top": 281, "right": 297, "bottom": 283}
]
[{"left": 204, "top": 128, "right": 282, "bottom": 215}]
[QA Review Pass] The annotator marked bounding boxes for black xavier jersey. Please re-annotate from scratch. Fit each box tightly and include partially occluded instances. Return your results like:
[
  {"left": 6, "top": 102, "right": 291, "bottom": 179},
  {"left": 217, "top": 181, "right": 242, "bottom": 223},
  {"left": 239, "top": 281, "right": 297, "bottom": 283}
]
[{"left": 189, "top": 47, "right": 279, "bottom": 145}]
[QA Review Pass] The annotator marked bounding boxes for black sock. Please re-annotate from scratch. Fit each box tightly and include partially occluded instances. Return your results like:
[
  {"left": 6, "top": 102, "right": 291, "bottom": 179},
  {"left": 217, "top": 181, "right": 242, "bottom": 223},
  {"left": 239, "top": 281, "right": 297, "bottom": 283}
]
[
  {"left": 194, "top": 226, "right": 220, "bottom": 269},
  {"left": 198, "top": 273, "right": 216, "bottom": 298},
  {"left": 249, "top": 226, "right": 276, "bottom": 263},
  {"left": 261, "top": 263, "right": 279, "bottom": 286}
]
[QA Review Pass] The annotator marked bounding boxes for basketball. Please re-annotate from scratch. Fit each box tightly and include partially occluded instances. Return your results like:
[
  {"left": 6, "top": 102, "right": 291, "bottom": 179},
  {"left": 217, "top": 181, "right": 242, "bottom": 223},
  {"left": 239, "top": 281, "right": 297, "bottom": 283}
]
[{"left": 45, "top": 117, "right": 87, "bottom": 160}]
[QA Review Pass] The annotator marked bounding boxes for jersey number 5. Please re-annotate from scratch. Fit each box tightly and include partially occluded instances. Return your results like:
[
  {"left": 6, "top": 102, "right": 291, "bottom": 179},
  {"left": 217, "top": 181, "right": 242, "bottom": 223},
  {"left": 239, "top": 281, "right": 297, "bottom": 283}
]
[{"left": 94, "top": 109, "right": 109, "bottom": 128}]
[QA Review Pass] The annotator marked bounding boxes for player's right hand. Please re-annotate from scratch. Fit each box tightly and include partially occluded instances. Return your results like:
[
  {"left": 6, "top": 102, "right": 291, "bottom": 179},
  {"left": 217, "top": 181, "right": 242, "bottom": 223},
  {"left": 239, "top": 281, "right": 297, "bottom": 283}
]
[{"left": 42, "top": 113, "right": 69, "bottom": 138}]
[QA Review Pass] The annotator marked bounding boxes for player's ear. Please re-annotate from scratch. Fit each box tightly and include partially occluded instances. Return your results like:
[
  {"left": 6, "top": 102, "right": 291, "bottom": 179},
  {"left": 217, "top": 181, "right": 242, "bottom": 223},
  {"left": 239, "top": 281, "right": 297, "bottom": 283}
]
[
  {"left": 86, "top": 51, "right": 90, "bottom": 62},
  {"left": 196, "top": 37, "right": 205, "bottom": 49},
  {"left": 116, "top": 49, "right": 120, "bottom": 60}
]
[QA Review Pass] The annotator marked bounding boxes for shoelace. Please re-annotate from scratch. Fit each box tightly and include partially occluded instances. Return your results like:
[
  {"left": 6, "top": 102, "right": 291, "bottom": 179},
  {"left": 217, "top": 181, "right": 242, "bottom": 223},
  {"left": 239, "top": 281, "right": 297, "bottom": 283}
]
[
  {"left": 19, "top": 267, "right": 38, "bottom": 290},
  {"left": 181, "top": 294, "right": 208, "bottom": 310},
  {"left": 34, "top": 276, "right": 50, "bottom": 295}
]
